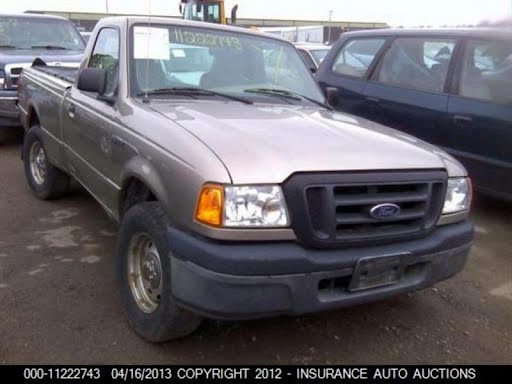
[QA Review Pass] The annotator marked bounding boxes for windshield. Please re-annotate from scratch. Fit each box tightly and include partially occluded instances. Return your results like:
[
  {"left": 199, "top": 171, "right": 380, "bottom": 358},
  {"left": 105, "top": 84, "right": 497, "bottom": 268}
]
[
  {"left": 130, "top": 24, "right": 324, "bottom": 104},
  {"left": 0, "top": 17, "right": 85, "bottom": 50},
  {"left": 310, "top": 49, "right": 329, "bottom": 65}
]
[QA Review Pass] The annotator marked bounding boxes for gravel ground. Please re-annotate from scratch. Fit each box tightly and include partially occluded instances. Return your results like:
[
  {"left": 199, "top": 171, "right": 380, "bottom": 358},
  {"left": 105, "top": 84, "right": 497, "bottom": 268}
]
[{"left": 1, "top": 135, "right": 511, "bottom": 364}]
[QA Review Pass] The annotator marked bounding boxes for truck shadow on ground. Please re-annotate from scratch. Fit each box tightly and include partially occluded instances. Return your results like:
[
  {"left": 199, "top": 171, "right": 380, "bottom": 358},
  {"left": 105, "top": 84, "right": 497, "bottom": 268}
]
[{"left": 147, "top": 291, "right": 449, "bottom": 364}]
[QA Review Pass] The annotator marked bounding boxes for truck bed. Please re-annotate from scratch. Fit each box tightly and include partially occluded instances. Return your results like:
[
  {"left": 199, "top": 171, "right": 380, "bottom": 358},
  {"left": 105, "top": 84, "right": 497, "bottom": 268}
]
[{"left": 32, "top": 65, "right": 78, "bottom": 84}]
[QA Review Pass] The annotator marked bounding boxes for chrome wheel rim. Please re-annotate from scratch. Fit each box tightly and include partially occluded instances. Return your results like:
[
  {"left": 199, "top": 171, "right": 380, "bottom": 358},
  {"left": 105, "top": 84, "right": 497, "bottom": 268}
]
[
  {"left": 29, "top": 141, "right": 47, "bottom": 185},
  {"left": 127, "top": 233, "right": 163, "bottom": 314}
]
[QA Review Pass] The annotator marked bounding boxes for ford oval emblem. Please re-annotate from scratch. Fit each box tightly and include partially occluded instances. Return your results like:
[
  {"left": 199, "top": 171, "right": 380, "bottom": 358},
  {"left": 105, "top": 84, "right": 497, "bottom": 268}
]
[{"left": 370, "top": 203, "right": 401, "bottom": 219}]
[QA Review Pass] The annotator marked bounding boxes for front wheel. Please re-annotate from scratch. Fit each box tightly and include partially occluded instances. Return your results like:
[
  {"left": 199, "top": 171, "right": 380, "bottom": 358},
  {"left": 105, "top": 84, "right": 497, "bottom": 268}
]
[
  {"left": 117, "top": 202, "right": 202, "bottom": 342},
  {"left": 23, "top": 125, "right": 70, "bottom": 200}
]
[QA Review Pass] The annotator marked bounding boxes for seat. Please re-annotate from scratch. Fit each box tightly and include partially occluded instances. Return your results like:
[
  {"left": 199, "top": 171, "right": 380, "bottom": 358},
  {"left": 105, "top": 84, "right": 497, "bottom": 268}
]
[
  {"left": 380, "top": 41, "right": 434, "bottom": 91},
  {"left": 134, "top": 59, "right": 173, "bottom": 92},
  {"left": 200, "top": 50, "right": 248, "bottom": 89},
  {"left": 460, "top": 65, "right": 491, "bottom": 101},
  {"left": 200, "top": 47, "right": 266, "bottom": 89}
]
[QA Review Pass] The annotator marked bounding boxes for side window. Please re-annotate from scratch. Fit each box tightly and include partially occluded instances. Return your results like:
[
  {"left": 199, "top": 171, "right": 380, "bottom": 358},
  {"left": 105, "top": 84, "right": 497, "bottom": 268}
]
[
  {"left": 332, "top": 38, "right": 385, "bottom": 78},
  {"left": 377, "top": 37, "right": 455, "bottom": 93},
  {"left": 298, "top": 49, "right": 316, "bottom": 69},
  {"left": 206, "top": 4, "right": 221, "bottom": 23},
  {"left": 460, "top": 40, "right": 512, "bottom": 105},
  {"left": 88, "top": 28, "right": 119, "bottom": 95}
]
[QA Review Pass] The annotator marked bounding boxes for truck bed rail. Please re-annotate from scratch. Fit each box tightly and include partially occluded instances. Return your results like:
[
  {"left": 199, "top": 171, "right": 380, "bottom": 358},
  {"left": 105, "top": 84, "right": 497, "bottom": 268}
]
[{"left": 32, "top": 58, "right": 78, "bottom": 84}]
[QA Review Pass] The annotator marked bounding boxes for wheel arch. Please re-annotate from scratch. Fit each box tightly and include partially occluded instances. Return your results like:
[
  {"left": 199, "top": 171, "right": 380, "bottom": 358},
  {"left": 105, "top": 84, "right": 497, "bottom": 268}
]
[{"left": 119, "top": 157, "right": 170, "bottom": 220}]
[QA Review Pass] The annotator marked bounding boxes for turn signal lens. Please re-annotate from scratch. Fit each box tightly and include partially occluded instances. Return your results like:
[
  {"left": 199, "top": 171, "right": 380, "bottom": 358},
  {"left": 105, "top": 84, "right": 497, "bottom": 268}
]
[{"left": 196, "top": 184, "right": 223, "bottom": 226}]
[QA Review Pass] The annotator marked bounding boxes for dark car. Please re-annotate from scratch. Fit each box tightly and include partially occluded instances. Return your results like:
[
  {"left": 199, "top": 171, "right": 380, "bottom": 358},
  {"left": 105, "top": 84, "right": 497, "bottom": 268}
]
[
  {"left": 316, "top": 28, "right": 512, "bottom": 201},
  {"left": 0, "top": 13, "right": 84, "bottom": 133}
]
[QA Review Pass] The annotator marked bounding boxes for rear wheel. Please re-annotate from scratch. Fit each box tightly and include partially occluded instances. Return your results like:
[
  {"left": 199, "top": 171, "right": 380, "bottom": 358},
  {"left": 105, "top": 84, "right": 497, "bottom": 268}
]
[
  {"left": 117, "top": 202, "right": 202, "bottom": 342},
  {"left": 23, "top": 125, "right": 70, "bottom": 200}
]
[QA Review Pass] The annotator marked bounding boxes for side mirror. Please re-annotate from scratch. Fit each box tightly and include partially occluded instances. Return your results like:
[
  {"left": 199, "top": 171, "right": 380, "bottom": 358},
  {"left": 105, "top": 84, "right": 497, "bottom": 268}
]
[
  {"left": 77, "top": 68, "right": 115, "bottom": 105},
  {"left": 325, "top": 87, "right": 339, "bottom": 107},
  {"left": 77, "top": 68, "right": 106, "bottom": 94}
]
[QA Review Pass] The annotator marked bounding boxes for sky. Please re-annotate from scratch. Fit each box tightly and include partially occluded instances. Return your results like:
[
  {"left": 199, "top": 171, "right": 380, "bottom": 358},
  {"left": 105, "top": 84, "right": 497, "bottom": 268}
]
[{"left": 1, "top": 0, "right": 512, "bottom": 27}]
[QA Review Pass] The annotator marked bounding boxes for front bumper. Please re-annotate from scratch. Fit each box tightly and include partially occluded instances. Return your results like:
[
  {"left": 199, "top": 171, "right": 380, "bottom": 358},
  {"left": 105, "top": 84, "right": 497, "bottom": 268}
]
[
  {"left": 168, "top": 221, "right": 473, "bottom": 320},
  {"left": 0, "top": 90, "right": 20, "bottom": 127}
]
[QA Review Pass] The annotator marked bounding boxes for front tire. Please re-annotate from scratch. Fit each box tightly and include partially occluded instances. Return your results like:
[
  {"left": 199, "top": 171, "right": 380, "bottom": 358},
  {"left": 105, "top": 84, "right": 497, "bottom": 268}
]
[
  {"left": 117, "top": 202, "right": 202, "bottom": 342},
  {"left": 23, "top": 125, "right": 70, "bottom": 200}
]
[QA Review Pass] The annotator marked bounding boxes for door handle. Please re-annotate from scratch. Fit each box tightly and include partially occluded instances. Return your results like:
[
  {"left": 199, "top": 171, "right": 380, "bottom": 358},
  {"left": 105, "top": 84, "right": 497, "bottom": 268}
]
[
  {"left": 366, "top": 97, "right": 380, "bottom": 103},
  {"left": 453, "top": 114, "right": 473, "bottom": 123},
  {"left": 67, "top": 104, "right": 75, "bottom": 119}
]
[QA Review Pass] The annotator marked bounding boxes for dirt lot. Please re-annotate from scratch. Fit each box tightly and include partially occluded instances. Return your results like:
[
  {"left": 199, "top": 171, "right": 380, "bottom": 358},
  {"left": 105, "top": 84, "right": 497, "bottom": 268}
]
[{"left": 1, "top": 134, "right": 511, "bottom": 364}]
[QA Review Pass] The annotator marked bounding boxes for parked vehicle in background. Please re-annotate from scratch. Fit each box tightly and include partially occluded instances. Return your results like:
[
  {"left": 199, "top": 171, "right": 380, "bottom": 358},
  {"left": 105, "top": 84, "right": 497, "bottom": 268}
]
[
  {"left": 316, "top": 29, "right": 512, "bottom": 201},
  {"left": 80, "top": 31, "right": 92, "bottom": 44},
  {"left": 180, "top": 0, "right": 238, "bottom": 25},
  {"left": 18, "top": 17, "right": 473, "bottom": 342},
  {"left": 0, "top": 13, "right": 84, "bottom": 136},
  {"left": 294, "top": 42, "right": 331, "bottom": 72}
]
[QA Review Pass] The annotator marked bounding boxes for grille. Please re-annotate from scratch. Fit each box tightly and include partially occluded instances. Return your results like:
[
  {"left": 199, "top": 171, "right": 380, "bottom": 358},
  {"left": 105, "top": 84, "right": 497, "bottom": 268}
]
[
  {"left": 10, "top": 67, "right": 23, "bottom": 75},
  {"left": 8, "top": 67, "right": 23, "bottom": 88},
  {"left": 5, "top": 63, "right": 31, "bottom": 89},
  {"left": 282, "top": 171, "right": 447, "bottom": 248}
]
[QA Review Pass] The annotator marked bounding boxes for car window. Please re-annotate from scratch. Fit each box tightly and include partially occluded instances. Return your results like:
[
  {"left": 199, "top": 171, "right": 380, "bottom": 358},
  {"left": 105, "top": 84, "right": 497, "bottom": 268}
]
[
  {"left": 298, "top": 49, "right": 316, "bottom": 69},
  {"left": 0, "top": 16, "right": 85, "bottom": 50},
  {"left": 183, "top": 2, "right": 221, "bottom": 24},
  {"left": 332, "top": 38, "right": 385, "bottom": 78},
  {"left": 88, "top": 28, "right": 119, "bottom": 95},
  {"left": 460, "top": 39, "right": 512, "bottom": 105},
  {"left": 378, "top": 38, "right": 455, "bottom": 93},
  {"left": 310, "top": 49, "right": 329, "bottom": 65},
  {"left": 131, "top": 25, "right": 324, "bottom": 103}
]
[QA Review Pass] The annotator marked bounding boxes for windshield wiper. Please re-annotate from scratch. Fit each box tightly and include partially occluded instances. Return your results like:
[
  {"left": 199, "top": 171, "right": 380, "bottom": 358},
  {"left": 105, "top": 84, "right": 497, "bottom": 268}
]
[
  {"left": 137, "top": 87, "right": 253, "bottom": 105},
  {"left": 0, "top": 44, "right": 18, "bottom": 49},
  {"left": 31, "top": 45, "right": 68, "bottom": 50},
  {"left": 244, "top": 88, "right": 332, "bottom": 110}
]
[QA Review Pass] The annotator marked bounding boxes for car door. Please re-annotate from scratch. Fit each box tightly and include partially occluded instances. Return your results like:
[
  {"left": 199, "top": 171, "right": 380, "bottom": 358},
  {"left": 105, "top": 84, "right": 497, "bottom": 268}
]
[
  {"left": 446, "top": 38, "right": 512, "bottom": 199},
  {"left": 61, "top": 27, "right": 122, "bottom": 212},
  {"left": 316, "top": 36, "right": 388, "bottom": 116},
  {"left": 363, "top": 36, "right": 458, "bottom": 146}
]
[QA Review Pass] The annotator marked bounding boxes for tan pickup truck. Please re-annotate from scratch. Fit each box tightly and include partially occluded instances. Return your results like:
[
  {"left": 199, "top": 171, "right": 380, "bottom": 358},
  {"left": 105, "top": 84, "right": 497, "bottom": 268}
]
[{"left": 18, "top": 16, "right": 473, "bottom": 342}]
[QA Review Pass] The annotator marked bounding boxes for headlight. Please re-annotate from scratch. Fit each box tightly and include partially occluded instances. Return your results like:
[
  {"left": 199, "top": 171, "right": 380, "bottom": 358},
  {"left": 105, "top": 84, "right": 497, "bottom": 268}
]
[
  {"left": 225, "top": 185, "right": 289, "bottom": 227},
  {"left": 442, "top": 177, "right": 471, "bottom": 214},
  {"left": 196, "top": 184, "right": 290, "bottom": 228},
  {"left": 0, "top": 70, "right": 5, "bottom": 88}
]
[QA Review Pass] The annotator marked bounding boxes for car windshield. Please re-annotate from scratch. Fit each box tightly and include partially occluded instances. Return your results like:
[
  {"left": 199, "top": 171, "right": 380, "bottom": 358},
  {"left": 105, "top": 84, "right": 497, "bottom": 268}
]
[
  {"left": 130, "top": 24, "right": 325, "bottom": 104},
  {"left": 0, "top": 17, "right": 85, "bottom": 50},
  {"left": 310, "top": 49, "right": 329, "bottom": 65}
]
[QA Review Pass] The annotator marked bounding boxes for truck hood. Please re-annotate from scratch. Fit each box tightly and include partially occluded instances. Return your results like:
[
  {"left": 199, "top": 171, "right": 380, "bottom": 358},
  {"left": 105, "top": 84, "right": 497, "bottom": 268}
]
[
  {"left": 0, "top": 49, "right": 83, "bottom": 66},
  {"left": 149, "top": 101, "right": 466, "bottom": 184}
]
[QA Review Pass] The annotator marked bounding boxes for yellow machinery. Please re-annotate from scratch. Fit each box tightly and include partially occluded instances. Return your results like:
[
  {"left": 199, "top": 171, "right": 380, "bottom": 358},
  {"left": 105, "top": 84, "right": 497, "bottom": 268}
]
[{"left": 180, "top": 1, "right": 238, "bottom": 25}]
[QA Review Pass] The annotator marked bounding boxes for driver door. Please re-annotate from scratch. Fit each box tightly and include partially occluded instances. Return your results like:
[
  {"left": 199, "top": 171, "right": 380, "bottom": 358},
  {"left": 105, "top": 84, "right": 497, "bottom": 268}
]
[{"left": 62, "top": 27, "right": 121, "bottom": 213}]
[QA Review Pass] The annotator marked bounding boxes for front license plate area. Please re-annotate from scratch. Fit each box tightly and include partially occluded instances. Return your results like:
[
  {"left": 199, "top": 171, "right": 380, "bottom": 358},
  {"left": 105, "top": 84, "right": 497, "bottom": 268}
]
[{"left": 349, "top": 254, "right": 407, "bottom": 292}]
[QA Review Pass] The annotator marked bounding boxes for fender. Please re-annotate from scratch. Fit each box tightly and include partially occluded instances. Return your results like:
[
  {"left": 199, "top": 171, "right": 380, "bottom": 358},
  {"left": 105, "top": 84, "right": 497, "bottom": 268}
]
[{"left": 119, "top": 156, "right": 171, "bottom": 220}]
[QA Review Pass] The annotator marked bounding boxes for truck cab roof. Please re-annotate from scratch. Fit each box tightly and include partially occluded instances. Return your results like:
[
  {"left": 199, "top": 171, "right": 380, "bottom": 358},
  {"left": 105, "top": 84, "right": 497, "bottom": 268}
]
[{"left": 0, "top": 13, "right": 71, "bottom": 21}]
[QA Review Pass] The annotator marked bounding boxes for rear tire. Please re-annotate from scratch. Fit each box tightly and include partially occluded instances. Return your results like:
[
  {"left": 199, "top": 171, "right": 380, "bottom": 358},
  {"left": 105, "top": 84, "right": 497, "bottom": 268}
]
[
  {"left": 23, "top": 125, "right": 70, "bottom": 200},
  {"left": 117, "top": 202, "right": 202, "bottom": 342}
]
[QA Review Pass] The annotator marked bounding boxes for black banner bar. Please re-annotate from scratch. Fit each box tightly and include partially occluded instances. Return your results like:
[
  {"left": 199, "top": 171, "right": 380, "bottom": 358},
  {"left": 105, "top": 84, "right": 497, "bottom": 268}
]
[{"left": 2, "top": 365, "right": 511, "bottom": 384}]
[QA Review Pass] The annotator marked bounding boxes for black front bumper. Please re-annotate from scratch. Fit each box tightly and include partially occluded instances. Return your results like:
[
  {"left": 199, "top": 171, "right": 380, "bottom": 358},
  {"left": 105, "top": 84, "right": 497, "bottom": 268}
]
[{"left": 168, "top": 221, "right": 473, "bottom": 320}]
